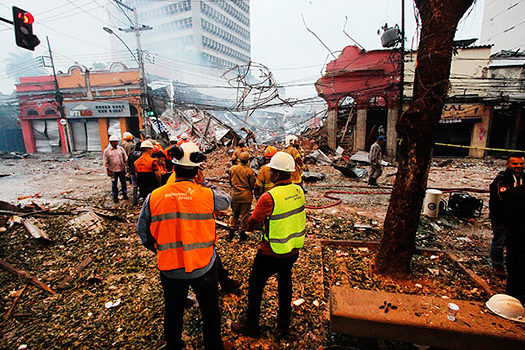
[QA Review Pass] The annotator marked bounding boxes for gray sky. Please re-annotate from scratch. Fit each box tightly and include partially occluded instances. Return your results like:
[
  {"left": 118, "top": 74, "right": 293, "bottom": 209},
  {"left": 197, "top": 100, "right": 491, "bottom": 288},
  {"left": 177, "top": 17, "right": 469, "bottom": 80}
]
[{"left": 0, "top": 0, "right": 485, "bottom": 98}]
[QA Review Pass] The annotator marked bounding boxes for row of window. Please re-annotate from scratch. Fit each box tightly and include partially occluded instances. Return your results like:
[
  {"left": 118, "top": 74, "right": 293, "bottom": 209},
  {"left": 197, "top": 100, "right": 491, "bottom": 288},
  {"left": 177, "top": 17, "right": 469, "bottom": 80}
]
[
  {"left": 209, "top": 0, "right": 250, "bottom": 26},
  {"left": 202, "top": 36, "right": 250, "bottom": 63},
  {"left": 201, "top": 19, "right": 250, "bottom": 52},
  {"left": 140, "top": 1, "right": 191, "bottom": 20},
  {"left": 200, "top": 2, "right": 250, "bottom": 40},
  {"left": 156, "top": 17, "right": 193, "bottom": 33},
  {"left": 25, "top": 108, "right": 56, "bottom": 116},
  {"left": 147, "top": 35, "right": 194, "bottom": 52},
  {"left": 202, "top": 52, "right": 236, "bottom": 69},
  {"left": 229, "top": 0, "right": 249, "bottom": 13}
]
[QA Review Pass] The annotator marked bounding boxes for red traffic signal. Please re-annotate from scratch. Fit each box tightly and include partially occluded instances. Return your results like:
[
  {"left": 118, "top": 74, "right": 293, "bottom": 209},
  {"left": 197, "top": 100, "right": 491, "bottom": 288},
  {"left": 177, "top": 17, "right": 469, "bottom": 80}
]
[
  {"left": 12, "top": 6, "right": 40, "bottom": 51},
  {"left": 17, "top": 11, "right": 34, "bottom": 25}
]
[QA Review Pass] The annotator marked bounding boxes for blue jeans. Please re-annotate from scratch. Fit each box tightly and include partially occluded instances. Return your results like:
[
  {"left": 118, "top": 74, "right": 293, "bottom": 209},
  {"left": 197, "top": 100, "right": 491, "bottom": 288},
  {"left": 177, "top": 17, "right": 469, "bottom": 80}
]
[
  {"left": 490, "top": 220, "right": 506, "bottom": 267},
  {"left": 111, "top": 171, "right": 127, "bottom": 201}
]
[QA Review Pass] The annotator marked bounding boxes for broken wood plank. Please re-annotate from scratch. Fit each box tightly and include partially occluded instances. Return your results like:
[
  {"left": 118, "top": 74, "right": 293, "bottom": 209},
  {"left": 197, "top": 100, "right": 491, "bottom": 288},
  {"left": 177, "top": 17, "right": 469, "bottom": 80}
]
[
  {"left": 4, "top": 285, "right": 28, "bottom": 320},
  {"left": 0, "top": 258, "right": 55, "bottom": 295},
  {"left": 57, "top": 256, "right": 93, "bottom": 290},
  {"left": 447, "top": 252, "right": 494, "bottom": 296},
  {"left": 22, "top": 218, "right": 50, "bottom": 240}
]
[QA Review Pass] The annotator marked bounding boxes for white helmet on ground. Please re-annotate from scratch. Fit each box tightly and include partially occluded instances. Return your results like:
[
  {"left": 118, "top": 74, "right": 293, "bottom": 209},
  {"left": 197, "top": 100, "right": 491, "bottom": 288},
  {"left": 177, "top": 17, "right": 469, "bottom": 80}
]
[
  {"left": 180, "top": 132, "right": 189, "bottom": 140},
  {"left": 140, "top": 140, "right": 154, "bottom": 149},
  {"left": 172, "top": 142, "right": 205, "bottom": 167},
  {"left": 268, "top": 151, "right": 295, "bottom": 172},
  {"left": 109, "top": 135, "right": 119, "bottom": 142},
  {"left": 169, "top": 135, "right": 177, "bottom": 142},
  {"left": 486, "top": 294, "right": 525, "bottom": 322}
]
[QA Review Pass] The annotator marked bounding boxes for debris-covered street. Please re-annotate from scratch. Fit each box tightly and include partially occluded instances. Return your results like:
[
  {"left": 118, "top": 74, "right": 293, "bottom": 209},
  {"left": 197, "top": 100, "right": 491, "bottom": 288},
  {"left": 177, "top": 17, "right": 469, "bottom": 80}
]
[{"left": 0, "top": 149, "right": 512, "bottom": 349}]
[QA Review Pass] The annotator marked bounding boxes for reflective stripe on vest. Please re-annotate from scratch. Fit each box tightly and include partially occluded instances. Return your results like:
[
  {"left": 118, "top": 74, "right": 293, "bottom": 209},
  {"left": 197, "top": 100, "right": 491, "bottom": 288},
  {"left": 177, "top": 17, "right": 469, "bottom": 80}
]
[
  {"left": 266, "top": 184, "right": 306, "bottom": 254},
  {"left": 134, "top": 153, "right": 154, "bottom": 173},
  {"left": 149, "top": 181, "right": 216, "bottom": 272}
]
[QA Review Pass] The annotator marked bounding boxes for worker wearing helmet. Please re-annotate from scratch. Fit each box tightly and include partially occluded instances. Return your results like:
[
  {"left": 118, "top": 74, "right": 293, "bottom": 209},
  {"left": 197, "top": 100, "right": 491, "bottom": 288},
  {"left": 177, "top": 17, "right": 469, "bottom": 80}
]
[
  {"left": 137, "top": 141, "right": 231, "bottom": 350},
  {"left": 103, "top": 135, "right": 128, "bottom": 203},
  {"left": 231, "top": 139, "right": 250, "bottom": 165},
  {"left": 163, "top": 136, "right": 178, "bottom": 173},
  {"left": 134, "top": 140, "right": 162, "bottom": 200},
  {"left": 283, "top": 135, "right": 304, "bottom": 186},
  {"left": 122, "top": 132, "right": 135, "bottom": 156},
  {"left": 152, "top": 145, "right": 169, "bottom": 185},
  {"left": 368, "top": 135, "right": 385, "bottom": 186},
  {"left": 177, "top": 132, "right": 190, "bottom": 146},
  {"left": 240, "top": 126, "right": 256, "bottom": 145},
  {"left": 228, "top": 151, "right": 256, "bottom": 241},
  {"left": 232, "top": 151, "right": 306, "bottom": 338},
  {"left": 254, "top": 146, "right": 278, "bottom": 197}
]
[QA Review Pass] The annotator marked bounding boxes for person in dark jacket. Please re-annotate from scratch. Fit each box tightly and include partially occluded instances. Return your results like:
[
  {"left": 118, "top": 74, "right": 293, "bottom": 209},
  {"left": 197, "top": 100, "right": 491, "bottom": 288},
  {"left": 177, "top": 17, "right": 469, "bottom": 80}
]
[
  {"left": 127, "top": 142, "right": 143, "bottom": 205},
  {"left": 489, "top": 154, "right": 525, "bottom": 303}
]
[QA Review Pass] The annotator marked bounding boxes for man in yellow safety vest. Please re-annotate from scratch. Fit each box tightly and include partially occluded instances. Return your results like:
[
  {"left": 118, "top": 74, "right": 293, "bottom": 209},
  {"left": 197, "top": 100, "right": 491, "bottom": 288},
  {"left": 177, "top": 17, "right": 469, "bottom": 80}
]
[{"left": 232, "top": 151, "right": 306, "bottom": 338}]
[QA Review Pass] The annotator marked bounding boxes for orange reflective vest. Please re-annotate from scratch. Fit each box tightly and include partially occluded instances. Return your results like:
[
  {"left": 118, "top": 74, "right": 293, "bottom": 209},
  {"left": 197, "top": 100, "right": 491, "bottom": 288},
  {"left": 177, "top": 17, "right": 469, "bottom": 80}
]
[
  {"left": 149, "top": 181, "right": 216, "bottom": 272},
  {"left": 134, "top": 153, "right": 155, "bottom": 173}
]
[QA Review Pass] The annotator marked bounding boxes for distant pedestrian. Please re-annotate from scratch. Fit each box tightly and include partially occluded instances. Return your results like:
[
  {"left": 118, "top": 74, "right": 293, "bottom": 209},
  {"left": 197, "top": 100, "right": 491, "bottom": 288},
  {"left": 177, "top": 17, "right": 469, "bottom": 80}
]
[
  {"left": 122, "top": 132, "right": 135, "bottom": 156},
  {"left": 254, "top": 146, "right": 278, "bottom": 197},
  {"left": 231, "top": 140, "right": 250, "bottom": 165},
  {"left": 283, "top": 135, "right": 304, "bottom": 186},
  {"left": 127, "top": 142, "right": 143, "bottom": 205},
  {"left": 232, "top": 151, "right": 306, "bottom": 338},
  {"left": 368, "top": 136, "right": 385, "bottom": 186},
  {"left": 228, "top": 151, "right": 256, "bottom": 241},
  {"left": 134, "top": 140, "right": 162, "bottom": 200},
  {"left": 241, "top": 127, "right": 256, "bottom": 145},
  {"left": 489, "top": 154, "right": 525, "bottom": 303},
  {"left": 103, "top": 135, "right": 128, "bottom": 203}
]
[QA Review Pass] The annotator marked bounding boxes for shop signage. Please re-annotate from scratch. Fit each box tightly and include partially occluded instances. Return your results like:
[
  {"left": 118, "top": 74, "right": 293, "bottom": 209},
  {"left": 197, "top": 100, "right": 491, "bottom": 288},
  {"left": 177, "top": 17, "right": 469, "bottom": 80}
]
[
  {"left": 64, "top": 101, "right": 131, "bottom": 119},
  {"left": 440, "top": 104, "right": 484, "bottom": 124}
]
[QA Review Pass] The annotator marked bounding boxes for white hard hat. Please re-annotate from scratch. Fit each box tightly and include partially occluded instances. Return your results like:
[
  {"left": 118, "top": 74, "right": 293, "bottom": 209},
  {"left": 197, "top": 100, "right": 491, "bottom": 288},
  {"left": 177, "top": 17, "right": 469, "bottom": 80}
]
[
  {"left": 486, "top": 294, "right": 525, "bottom": 322},
  {"left": 172, "top": 142, "right": 204, "bottom": 167},
  {"left": 169, "top": 135, "right": 177, "bottom": 142},
  {"left": 123, "top": 132, "right": 133, "bottom": 140},
  {"left": 140, "top": 140, "right": 154, "bottom": 149},
  {"left": 180, "top": 132, "right": 189, "bottom": 140},
  {"left": 285, "top": 135, "right": 297, "bottom": 148},
  {"left": 109, "top": 135, "right": 119, "bottom": 142},
  {"left": 268, "top": 151, "right": 295, "bottom": 172}
]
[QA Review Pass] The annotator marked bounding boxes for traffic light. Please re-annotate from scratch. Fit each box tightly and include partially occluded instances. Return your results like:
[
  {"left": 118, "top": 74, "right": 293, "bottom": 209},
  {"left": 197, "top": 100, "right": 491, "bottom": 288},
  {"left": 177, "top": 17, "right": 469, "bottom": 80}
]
[
  {"left": 146, "top": 110, "right": 155, "bottom": 117},
  {"left": 12, "top": 6, "right": 40, "bottom": 51}
]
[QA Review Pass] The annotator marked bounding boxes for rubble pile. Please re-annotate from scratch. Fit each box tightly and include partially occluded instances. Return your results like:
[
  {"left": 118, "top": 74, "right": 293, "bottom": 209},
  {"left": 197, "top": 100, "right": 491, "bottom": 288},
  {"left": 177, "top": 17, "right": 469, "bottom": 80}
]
[{"left": 0, "top": 151, "right": 514, "bottom": 349}]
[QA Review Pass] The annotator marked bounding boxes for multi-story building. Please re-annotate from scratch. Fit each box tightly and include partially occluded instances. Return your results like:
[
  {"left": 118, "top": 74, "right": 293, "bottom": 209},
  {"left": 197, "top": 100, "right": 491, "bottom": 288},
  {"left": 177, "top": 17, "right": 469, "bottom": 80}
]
[
  {"left": 112, "top": 0, "right": 250, "bottom": 78},
  {"left": 480, "top": 0, "right": 525, "bottom": 53}
]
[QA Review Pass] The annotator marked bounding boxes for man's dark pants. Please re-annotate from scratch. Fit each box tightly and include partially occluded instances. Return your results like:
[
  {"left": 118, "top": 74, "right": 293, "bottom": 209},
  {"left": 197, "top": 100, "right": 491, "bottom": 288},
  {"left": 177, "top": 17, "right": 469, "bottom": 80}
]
[
  {"left": 111, "top": 171, "right": 127, "bottom": 201},
  {"left": 490, "top": 220, "right": 506, "bottom": 267},
  {"left": 246, "top": 250, "right": 298, "bottom": 329},
  {"left": 506, "top": 233, "right": 525, "bottom": 304},
  {"left": 160, "top": 260, "right": 223, "bottom": 350}
]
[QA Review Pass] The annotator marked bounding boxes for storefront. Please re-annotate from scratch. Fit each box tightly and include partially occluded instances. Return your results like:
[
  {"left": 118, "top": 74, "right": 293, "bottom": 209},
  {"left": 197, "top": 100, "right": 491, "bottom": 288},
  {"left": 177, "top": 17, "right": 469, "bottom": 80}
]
[{"left": 64, "top": 101, "right": 132, "bottom": 152}]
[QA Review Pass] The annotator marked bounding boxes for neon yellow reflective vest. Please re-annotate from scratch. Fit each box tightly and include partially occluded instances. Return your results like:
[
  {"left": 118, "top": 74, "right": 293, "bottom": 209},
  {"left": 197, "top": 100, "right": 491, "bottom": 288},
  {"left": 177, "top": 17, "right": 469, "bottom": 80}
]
[{"left": 265, "top": 183, "right": 306, "bottom": 254}]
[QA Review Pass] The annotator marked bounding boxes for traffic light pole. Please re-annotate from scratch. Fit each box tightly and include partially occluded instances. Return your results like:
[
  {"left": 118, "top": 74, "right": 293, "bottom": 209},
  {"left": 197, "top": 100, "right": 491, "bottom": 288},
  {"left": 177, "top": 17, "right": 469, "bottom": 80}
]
[{"left": 47, "top": 36, "right": 72, "bottom": 154}]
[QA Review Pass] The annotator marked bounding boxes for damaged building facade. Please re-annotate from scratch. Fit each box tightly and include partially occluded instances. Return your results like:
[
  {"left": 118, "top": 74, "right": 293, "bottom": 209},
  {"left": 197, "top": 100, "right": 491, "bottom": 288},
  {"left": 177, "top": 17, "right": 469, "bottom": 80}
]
[
  {"left": 316, "top": 43, "right": 524, "bottom": 158},
  {"left": 17, "top": 63, "right": 143, "bottom": 154}
]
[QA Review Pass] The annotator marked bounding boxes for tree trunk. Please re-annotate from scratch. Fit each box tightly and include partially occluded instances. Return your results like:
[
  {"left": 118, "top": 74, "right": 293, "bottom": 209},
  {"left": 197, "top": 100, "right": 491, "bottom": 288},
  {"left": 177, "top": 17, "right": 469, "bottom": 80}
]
[{"left": 374, "top": 0, "right": 474, "bottom": 276}]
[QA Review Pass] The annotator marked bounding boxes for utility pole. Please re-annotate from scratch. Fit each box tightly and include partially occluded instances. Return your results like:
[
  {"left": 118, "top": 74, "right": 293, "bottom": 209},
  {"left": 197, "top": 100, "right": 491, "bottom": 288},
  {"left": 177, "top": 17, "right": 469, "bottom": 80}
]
[
  {"left": 46, "top": 36, "right": 71, "bottom": 154},
  {"left": 112, "top": 0, "right": 151, "bottom": 112}
]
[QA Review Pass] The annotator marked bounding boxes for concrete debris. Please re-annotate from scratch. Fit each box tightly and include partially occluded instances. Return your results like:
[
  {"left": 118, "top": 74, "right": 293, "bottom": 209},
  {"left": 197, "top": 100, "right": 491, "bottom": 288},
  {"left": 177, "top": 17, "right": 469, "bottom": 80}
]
[
  {"left": 333, "top": 162, "right": 367, "bottom": 178},
  {"left": 350, "top": 151, "right": 389, "bottom": 166},
  {"left": 22, "top": 217, "right": 50, "bottom": 240},
  {"left": 303, "top": 171, "right": 326, "bottom": 182},
  {"left": 306, "top": 149, "right": 332, "bottom": 165},
  {"left": 68, "top": 211, "right": 104, "bottom": 234}
]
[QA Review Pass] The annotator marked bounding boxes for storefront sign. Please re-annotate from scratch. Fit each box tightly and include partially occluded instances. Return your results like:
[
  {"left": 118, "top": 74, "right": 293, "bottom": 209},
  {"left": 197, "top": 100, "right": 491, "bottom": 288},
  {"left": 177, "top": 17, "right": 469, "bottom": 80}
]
[
  {"left": 64, "top": 101, "right": 131, "bottom": 119},
  {"left": 440, "top": 104, "right": 484, "bottom": 123}
]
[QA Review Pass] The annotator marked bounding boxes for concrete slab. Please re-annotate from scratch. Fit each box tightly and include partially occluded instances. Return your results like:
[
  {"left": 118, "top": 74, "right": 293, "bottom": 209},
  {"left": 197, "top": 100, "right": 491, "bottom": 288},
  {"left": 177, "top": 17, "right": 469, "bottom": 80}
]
[{"left": 331, "top": 287, "right": 525, "bottom": 350}]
